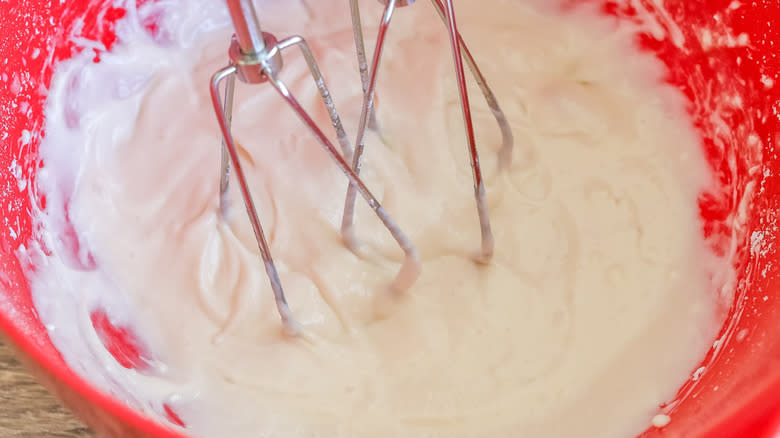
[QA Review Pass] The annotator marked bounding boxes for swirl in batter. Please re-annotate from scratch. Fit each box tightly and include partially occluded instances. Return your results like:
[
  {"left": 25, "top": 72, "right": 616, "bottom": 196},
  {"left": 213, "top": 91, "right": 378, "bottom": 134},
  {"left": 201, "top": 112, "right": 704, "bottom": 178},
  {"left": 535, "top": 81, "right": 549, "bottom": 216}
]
[{"left": 26, "top": 0, "right": 729, "bottom": 437}]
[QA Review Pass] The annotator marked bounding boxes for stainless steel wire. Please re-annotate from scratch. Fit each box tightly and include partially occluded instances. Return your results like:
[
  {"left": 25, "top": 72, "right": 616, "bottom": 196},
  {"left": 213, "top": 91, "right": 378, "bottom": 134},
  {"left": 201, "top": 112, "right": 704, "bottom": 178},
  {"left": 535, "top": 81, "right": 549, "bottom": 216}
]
[
  {"left": 212, "top": 0, "right": 421, "bottom": 333},
  {"left": 212, "top": 0, "right": 511, "bottom": 330},
  {"left": 218, "top": 73, "right": 234, "bottom": 219},
  {"left": 342, "top": 0, "right": 514, "bottom": 262}
]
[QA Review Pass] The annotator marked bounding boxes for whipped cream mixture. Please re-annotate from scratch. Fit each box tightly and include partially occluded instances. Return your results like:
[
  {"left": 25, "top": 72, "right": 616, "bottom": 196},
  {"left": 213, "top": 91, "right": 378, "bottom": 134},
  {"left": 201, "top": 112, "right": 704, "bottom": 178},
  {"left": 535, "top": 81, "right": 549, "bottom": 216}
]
[{"left": 24, "top": 0, "right": 729, "bottom": 437}]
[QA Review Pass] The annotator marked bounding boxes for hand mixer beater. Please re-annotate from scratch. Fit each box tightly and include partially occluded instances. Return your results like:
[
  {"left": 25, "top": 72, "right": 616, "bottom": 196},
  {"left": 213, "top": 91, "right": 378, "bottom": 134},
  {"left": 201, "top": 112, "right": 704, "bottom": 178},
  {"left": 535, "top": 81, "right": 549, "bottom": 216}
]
[{"left": 210, "top": 0, "right": 514, "bottom": 334}]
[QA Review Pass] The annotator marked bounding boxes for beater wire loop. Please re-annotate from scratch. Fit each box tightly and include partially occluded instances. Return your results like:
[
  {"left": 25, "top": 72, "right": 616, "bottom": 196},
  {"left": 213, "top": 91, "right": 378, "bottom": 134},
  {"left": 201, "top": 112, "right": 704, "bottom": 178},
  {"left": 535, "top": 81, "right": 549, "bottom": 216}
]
[
  {"left": 440, "top": 0, "right": 494, "bottom": 261},
  {"left": 210, "top": 65, "right": 298, "bottom": 335},
  {"left": 428, "top": 0, "right": 513, "bottom": 171},
  {"left": 280, "top": 36, "right": 355, "bottom": 161},
  {"left": 343, "top": 0, "right": 515, "bottom": 262}
]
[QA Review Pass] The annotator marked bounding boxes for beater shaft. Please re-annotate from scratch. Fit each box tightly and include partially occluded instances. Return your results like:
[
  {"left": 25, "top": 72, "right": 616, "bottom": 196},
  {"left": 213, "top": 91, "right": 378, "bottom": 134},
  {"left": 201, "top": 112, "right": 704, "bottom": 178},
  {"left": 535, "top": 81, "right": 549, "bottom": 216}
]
[{"left": 226, "top": 0, "right": 267, "bottom": 55}]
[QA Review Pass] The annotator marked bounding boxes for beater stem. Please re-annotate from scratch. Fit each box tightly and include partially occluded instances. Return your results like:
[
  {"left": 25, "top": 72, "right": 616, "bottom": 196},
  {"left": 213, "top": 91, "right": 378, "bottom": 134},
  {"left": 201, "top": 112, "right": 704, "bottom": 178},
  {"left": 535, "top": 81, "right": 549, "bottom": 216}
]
[
  {"left": 219, "top": 72, "right": 236, "bottom": 218},
  {"left": 211, "top": 65, "right": 299, "bottom": 335},
  {"left": 441, "top": 0, "right": 494, "bottom": 262},
  {"left": 225, "top": 0, "right": 267, "bottom": 55},
  {"left": 341, "top": 0, "right": 397, "bottom": 251}
]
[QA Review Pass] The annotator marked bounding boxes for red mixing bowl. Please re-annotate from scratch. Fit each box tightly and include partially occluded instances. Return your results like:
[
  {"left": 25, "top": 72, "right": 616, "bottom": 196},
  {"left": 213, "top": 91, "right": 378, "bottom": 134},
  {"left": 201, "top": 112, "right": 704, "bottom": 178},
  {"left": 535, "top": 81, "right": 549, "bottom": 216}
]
[{"left": 1, "top": 0, "right": 779, "bottom": 437}]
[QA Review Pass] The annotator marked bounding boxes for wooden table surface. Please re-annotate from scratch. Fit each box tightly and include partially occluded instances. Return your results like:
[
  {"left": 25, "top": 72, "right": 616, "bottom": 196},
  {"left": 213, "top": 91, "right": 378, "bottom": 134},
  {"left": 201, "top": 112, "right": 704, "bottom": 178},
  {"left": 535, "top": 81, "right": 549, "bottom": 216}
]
[{"left": 0, "top": 339, "right": 95, "bottom": 437}]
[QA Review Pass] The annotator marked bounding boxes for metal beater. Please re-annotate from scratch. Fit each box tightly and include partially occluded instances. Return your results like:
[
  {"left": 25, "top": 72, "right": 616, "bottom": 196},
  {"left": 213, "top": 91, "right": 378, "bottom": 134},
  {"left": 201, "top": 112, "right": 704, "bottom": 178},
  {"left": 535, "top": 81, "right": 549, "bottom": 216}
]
[
  {"left": 342, "top": 0, "right": 514, "bottom": 261},
  {"left": 211, "top": 0, "right": 513, "bottom": 333}
]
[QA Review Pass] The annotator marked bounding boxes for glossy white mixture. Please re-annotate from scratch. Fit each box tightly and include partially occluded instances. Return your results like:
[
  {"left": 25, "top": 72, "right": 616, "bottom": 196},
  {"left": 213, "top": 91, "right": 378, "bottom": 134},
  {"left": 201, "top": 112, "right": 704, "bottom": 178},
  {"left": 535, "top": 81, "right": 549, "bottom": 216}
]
[{"left": 24, "top": 0, "right": 729, "bottom": 437}]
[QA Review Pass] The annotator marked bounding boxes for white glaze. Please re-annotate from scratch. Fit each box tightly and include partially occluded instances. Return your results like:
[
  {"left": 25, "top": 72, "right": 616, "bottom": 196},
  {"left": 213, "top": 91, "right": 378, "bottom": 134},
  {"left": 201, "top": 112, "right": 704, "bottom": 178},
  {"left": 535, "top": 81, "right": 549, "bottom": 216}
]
[{"left": 23, "top": 0, "right": 730, "bottom": 437}]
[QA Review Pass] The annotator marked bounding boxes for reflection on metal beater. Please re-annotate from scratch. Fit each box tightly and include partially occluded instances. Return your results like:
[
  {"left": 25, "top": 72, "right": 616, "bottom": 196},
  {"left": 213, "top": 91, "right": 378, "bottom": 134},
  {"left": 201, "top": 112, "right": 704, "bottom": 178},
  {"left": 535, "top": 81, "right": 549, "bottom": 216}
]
[
  {"left": 213, "top": 0, "right": 421, "bottom": 334},
  {"left": 342, "top": 0, "right": 514, "bottom": 263}
]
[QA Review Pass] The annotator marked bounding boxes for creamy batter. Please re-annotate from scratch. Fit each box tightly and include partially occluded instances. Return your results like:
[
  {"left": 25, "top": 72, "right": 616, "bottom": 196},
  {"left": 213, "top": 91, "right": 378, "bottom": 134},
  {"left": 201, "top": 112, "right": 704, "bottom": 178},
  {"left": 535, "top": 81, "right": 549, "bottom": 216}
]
[{"left": 24, "top": 0, "right": 730, "bottom": 437}]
